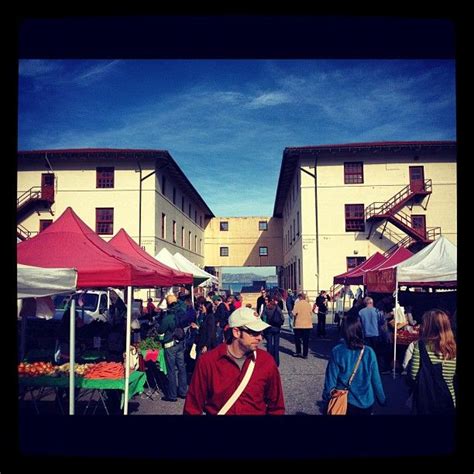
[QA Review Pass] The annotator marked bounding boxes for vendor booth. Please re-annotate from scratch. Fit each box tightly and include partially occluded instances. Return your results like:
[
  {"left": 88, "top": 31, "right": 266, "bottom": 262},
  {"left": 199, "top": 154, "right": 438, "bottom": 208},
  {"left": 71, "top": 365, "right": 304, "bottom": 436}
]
[{"left": 17, "top": 207, "right": 177, "bottom": 414}]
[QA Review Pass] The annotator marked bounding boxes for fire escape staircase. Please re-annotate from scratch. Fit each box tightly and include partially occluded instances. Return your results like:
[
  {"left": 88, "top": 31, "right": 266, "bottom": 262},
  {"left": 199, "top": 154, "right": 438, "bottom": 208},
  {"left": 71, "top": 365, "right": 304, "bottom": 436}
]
[
  {"left": 17, "top": 186, "right": 54, "bottom": 240},
  {"left": 365, "top": 179, "right": 441, "bottom": 253}
]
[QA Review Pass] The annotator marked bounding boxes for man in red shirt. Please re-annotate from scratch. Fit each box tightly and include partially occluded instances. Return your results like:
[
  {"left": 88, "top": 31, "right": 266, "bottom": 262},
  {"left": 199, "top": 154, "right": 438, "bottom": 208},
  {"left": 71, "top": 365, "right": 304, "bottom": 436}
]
[{"left": 183, "top": 307, "right": 285, "bottom": 415}]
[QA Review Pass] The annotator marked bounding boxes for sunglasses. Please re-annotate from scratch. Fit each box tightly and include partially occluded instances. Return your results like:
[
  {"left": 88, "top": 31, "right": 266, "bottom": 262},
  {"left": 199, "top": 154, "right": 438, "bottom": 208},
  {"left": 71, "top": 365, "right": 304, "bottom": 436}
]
[{"left": 240, "top": 327, "right": 263, "bottom": 337}]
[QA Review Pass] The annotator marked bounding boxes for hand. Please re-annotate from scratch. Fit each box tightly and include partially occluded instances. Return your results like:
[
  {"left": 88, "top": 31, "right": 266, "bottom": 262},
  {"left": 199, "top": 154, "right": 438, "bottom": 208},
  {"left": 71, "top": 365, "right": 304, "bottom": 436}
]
[{"left": 201, "top": 346, "right": 207, "bottom": 353}]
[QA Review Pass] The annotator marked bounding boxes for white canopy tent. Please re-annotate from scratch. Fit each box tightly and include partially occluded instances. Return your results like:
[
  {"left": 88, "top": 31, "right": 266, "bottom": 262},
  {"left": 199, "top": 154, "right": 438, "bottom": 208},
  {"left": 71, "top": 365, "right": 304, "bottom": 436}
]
[
  {"left": 396, "top": 236, "right": 457, "bottom": 285},
  {"left": 17, "top": 263, "right": 78, "bottom": 299},
  {"left": 173, "top": 252, "right": 218, "bottom": 286}
]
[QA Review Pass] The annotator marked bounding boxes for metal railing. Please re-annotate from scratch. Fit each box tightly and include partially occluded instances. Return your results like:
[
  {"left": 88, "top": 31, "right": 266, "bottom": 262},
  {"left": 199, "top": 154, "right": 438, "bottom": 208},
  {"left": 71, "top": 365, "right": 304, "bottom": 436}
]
[
  {"left": 17, "top": 187, "right": 42, "bottom": 208},
  {"left": 365, "top": 179, "right": 432, "bottom": 220}
]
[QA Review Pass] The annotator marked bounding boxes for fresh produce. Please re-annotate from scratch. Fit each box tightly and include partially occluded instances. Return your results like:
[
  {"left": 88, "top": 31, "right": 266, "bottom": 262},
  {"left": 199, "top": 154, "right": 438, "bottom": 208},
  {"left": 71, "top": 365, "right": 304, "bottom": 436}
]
[
  {"left": 138, "top": 337, "right": 161, "bottom": 351},
  {"left": 18, "top": 361, "right": 55, "bottom": 376},
  {"left": 83, "top": 361, "right": 125, "bottom": 379}
]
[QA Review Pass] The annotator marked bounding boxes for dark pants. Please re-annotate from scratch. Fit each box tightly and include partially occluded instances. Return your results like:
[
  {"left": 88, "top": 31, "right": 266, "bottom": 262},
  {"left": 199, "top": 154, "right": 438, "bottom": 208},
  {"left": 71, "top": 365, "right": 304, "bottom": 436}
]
[
  {"left": 364, "top": 336, "right": 386, "bottom": 371},
  {"left": 164, "top": 340, "right": 187, "bottom": 399},
  {"left": 317, "top": 313, "right": 327, "bottom": 336},
  {"left": 294, "top": 328, "right": 311, "bottom": 357},
  {"left": 265, "top": 327, "right": 281, "bottom": 366}
]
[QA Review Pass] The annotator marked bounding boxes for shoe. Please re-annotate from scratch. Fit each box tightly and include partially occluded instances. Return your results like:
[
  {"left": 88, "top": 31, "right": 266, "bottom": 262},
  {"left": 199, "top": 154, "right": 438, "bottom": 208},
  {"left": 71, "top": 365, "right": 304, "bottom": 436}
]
[
  {"left": 177, "top": 394, "right": 187, "bottom": 399},
  {"left": 292, "top": 353, "right": 302, "bottom": 358},
  {"left": 161, "top": 396, "right": 178, "bottom": 402}
]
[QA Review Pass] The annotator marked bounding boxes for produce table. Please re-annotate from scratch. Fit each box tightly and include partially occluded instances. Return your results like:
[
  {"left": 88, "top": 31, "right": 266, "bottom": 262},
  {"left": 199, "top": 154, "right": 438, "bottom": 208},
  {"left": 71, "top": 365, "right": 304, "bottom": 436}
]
[{"left": 19, "top": 370, "right": 146, "bottom": 414}]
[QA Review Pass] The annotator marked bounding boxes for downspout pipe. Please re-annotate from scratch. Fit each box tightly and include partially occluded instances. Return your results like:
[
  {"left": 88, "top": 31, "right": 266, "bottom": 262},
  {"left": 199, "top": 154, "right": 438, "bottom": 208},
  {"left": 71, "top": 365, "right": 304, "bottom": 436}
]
[{"left": 314, "top": 157, "right": 320, "bottom": 294}]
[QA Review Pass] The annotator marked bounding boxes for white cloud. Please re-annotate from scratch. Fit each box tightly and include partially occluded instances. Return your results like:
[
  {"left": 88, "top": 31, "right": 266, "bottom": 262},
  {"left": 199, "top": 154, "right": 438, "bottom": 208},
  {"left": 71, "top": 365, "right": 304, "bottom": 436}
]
[{"left": 245, "top": 91, "right": 293, "bottom": 109}]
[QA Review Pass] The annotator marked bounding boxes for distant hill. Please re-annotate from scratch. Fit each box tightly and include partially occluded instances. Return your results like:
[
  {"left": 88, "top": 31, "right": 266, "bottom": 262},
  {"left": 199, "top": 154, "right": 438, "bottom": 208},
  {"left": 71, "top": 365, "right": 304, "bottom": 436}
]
[{"left": 222, "top": 273, "right": 277, "bottom": 284}]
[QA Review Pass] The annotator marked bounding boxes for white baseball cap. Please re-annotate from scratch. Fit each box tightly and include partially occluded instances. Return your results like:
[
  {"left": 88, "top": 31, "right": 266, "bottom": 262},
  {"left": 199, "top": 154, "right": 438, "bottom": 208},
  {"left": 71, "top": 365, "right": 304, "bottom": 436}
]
[{"left": 228, "top": 307, "right": 270, "bottom": 332}]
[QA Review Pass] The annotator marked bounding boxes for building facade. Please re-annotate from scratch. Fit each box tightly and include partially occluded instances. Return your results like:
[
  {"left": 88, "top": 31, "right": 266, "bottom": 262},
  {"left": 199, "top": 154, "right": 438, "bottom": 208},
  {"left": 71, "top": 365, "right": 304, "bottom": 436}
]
[
  {"left": 17, "top": 149, "right": 214, "bottom": 268},
  {"left": 17, "top": 142, "right": 456, "bottom": 303},
  {"left": 273, "top": 141, "right": 457, "bottom": 301}
]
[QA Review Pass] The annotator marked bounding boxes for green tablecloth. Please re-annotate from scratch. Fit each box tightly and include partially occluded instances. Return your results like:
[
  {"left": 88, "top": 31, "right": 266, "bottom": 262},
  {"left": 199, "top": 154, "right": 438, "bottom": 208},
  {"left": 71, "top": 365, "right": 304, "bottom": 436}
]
[
  {"left": 140, "top": 348, "right": 167, "bottom": 376},
  {"left": 19, "top": 370, "right": 147, "bottom": 401}
]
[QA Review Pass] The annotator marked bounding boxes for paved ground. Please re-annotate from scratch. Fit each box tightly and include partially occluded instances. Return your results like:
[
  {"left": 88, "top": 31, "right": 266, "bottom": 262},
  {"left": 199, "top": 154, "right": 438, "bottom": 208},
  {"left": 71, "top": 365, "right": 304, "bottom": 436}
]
[{"left": 19, "top": 312, "right": 412, "bottom": 415}]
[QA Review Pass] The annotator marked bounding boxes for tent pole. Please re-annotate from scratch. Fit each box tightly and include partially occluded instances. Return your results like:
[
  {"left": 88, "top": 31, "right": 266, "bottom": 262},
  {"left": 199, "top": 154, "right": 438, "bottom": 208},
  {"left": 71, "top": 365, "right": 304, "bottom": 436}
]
[
  {"left": 191, "top": 284, "right": 194, "bottom": 306},
  {"left": 392, "top": 271, "right": 398, "bottom": 380},
  {"left": 124, "top": 286, "right": 132, "bottom": 415},
  {"left": 69, "top": 298, "right": 76, "bottom": 415}
]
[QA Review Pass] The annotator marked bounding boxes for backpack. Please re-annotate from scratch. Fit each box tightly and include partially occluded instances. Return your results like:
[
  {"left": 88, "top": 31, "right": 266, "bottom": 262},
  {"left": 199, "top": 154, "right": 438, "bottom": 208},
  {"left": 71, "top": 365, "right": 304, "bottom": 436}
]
[
  {"left": 267, "top": 307, "right": 284, "bottom": 327},
  {"left": 414, "top": 340, "right": 455, "bottom": 415}
]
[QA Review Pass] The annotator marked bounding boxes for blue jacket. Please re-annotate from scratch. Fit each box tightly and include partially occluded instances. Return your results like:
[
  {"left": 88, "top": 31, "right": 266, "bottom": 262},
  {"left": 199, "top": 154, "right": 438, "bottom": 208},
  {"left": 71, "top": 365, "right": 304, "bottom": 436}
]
[
  {"left": 358, "top": 307, "right": 384, "bottom": 338},
  {"left": 322, "top": 341, "right": 386, "bottom": 409}
]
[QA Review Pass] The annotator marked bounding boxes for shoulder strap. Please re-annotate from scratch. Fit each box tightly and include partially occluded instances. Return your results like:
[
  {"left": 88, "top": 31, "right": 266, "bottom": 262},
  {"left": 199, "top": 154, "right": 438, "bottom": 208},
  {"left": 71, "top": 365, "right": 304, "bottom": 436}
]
[
  {"left": 218, "top": 351, "right": 257, "bottom": 415},
  {"left": 347, "top": 346, "right": 365, "bottom": 387}
]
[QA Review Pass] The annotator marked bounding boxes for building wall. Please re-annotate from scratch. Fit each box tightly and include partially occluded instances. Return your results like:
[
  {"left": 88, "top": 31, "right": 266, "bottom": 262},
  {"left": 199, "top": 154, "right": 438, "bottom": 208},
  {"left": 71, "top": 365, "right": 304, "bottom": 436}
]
[
  {"left": 17, "top": 157, "right": 207, "bottom": 266},
  {"left": 289, "top": 150, "right": 456, "bottom": 302},
  {"left": 204, "top": 216, "right": 283, "bottom": 267}
]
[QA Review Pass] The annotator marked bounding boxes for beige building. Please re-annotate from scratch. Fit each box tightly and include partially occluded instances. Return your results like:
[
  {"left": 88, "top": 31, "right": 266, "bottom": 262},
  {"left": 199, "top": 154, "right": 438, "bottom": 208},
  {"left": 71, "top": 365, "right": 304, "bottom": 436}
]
[
  {"left": 17, "top": 149, "right": 214, "bottom": 270},
  {"left": 274, "top": 141, "right": 457, "bottom": 301},
  {"left": 17, "top": 142, "right": 456, "bottom": 302}
]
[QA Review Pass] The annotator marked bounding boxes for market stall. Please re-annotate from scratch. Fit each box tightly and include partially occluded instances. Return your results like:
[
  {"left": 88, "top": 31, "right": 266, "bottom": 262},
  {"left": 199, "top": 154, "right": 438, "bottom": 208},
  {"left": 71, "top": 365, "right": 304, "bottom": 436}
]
[
  {"left": 17, "top": 207, "right": 177, "bottom": 414},
  {"left": 365, "top": 236, "right": 456, "bottom": 377}
]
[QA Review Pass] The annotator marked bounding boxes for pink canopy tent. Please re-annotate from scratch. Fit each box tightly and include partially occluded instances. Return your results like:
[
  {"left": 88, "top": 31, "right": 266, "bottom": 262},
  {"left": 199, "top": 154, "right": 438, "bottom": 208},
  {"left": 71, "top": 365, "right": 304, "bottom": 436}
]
[
  {"left": 333, "top": 252, "right": 387, "bottom": 285},
  {"left": 17, "top": 207, "right": 176, "bottom": 288},
  {"left": 364, "top": 246, "right": 413, "bottom": 293},
  {"left": 108, "top": 228, "right": 193, "bottom": 285}
]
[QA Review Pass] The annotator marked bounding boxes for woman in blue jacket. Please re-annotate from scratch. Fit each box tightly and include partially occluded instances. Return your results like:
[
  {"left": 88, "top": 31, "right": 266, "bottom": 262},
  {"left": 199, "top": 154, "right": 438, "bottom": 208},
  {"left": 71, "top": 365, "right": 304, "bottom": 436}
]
[{"left": 322, "top": 315, "right": 386, "bottom": 415}]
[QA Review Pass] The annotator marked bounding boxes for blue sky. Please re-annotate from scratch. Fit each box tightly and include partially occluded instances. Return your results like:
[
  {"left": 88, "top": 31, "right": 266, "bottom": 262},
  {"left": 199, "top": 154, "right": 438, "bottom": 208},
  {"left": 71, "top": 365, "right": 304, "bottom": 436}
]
[{"left": 18, "top": 59, "right": 456, "bottom": 219}]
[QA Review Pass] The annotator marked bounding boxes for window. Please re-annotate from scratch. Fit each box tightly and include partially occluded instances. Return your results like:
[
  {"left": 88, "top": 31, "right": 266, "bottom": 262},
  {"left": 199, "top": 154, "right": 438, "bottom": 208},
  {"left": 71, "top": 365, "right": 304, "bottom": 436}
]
[
  {"left": 39, "top": 219, "right": 53, "bottom": 232},
  {"left": 173, "top": 187, "right": 176, "bottom": 205},
  {"left": 96, "top": 208, "right": 114, "bottom": 234},
  {"left": 259, "top": 246, "right": 268, "bottom": 257},
  {"left": 96, "top": 167, "right": 114, "bottom": 188},
  {"left": 346, "top": 256, "right": 366, "bottom": 270},
  {"left": 199, "top": 238, "right": 202, "bottom": 254},
  {"left": 259, "top": 220, "right": 268, "bottom": 231},
  {"left": 344, "top": 162, "right": 364, "bottom": 184},
  {"left": 194, "top": 235, "right": 197, "bottom": 252},
  {"left": 220, "top": 246, "right": 229, "bottom": 257},
  {"left": 161, "top": 213, "right": 166, "bottom": 239},
  {"left": 298, "top": 258, "right": 301, "bottom": 285},
  {"left": 189, "top": 231, "right": 192, "bottom": 250},
  {"left": 220, "top": 221, "right": 229, "bottom": 231},
  {"left": 195, "top": 210, "right": 198, "bottom": 223},
  {"left": 181, "top": 196, "right": 185, "bottom": 212},
  {"left": 293, "top": 219, "right": 296, "bottom": 241},
  {"left": 181, "top": 226, "right": 185, "bottom": 247},
  {"left": 296, "top": 211, "right": 300, "bottom": 236},
  {"left": 345, "top": 204, "right": 365, "bottom": 231},
  {"left": 173, "top": 220, "right": 177, "bottom": 243},
  {"left": 189, "top": 203, "right": 192, "bottom": 217},
  {"left": 161, "top": 175, "right": 166, "bottom": 196},
  {"left": 199, "top": 215, "right": 203, "bottom": 227}
]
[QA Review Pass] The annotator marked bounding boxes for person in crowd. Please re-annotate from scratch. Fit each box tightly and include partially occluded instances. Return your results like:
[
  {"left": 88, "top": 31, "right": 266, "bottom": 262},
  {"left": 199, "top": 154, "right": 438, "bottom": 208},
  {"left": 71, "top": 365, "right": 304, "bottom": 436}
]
[
  {"left": 233, "top": 294, "right": 242, "bottom": 310},
  {"left": 322, "top": 315, "right": 386, "bottom": 415},
  {"left": 192, "top": 300, "right": 217, "bottom": 357},
  {"left": 407, "top": 309, "right": 456, "bottom": 414},
  {"left": 183, "top": 306, "right": 285, "bottom": 415},
  {"left": 109, "top": 290, "right": 127, "bottom": 327},
  {"left": 146, "top": 298, "right": 156, "bottom": 319},
  {"left": 213, "top": 294, "right": 229, "bottom": 344},
  {"left": 315, "top": 290, "right": 330, "bottom": 337},
  {"left": 156, "top": 294, "right": 187, "bottom": 402},
  {"left": 273, "top": 291, "right": 284, "bottom": 311},
  {"left": 261, "top": 297, "right": 284, "bottom": 366},
  {"left": 256, "top": 288, "right": 267, "bottom": 315},
  {"left": 226, "top": 294, "right": 236, "bottom": 314},
  {"left": 358, "top": 296, "right": 387, "bottom": 371},
  {"left": 286, "top": 289, "right": 296, "bottom": 333},
  {"left": 292, "top": 292, "right": 313, "bottom": 359}
]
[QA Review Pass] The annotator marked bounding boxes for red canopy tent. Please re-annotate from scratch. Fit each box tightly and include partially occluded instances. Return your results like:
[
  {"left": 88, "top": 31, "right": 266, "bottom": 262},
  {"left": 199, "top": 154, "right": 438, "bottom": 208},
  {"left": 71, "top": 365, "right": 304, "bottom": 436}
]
[
  {"left": 364, "top": 246, "right": 413, "bottom": 293},
  {"left": 108, "top": 228, "right": 192, "bottom": 285},
  {"left": 333, "top": 252, "right": 387, "bottom": 285},
  {"left": 17, "top": 207, "right": 176, "bottom": 288}
]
